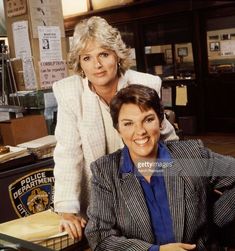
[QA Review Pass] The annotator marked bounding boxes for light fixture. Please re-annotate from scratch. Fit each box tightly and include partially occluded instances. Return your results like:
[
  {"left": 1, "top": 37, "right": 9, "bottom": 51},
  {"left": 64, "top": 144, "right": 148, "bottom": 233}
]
[{"left": 61, "top": 0, "right": 88, "bottom": 17}]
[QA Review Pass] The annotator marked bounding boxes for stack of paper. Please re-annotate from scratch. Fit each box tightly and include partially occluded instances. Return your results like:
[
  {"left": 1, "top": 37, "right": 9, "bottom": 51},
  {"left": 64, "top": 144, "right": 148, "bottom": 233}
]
[
  {"left": 0, "top": 210, "right": 76, "bottom": 250},
  {"left": 17, "top": 135, "right": 56, "bottom": 149},
  {"left": 17, "top": 135, "right": 56, "bottom": 159},
  {"left": 0, "top": 146, "right": 28, "bottom": 163}
]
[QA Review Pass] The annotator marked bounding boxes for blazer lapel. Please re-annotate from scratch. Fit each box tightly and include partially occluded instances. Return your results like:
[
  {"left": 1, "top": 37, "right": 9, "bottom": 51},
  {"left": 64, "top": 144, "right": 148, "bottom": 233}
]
[
  {"left": 81, "top": 80, "right": 106, "bottom": 161},
  {"left": 163, "top": 159, "right": 185, "bottom": 242},
  {"left": 120, "top": 173, "right": 154, "bottom": 242}
]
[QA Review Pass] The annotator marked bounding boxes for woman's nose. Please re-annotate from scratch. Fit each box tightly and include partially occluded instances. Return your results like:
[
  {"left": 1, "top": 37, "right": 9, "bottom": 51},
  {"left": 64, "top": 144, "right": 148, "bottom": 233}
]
[
  {"left": 94, "top": 58, "right": 102, "bottom": 68},
  {"left": 135, "top": 124, "right": 146, "bottom": 135}
]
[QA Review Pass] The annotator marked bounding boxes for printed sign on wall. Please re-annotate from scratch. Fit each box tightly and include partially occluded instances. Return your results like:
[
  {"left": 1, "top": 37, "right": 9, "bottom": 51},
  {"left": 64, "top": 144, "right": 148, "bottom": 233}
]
[
  {"left": 39, "top": 60, "right": 67, "bottom": 89},
  {"left": 6, "top": 0, "right": 27, "bottom": 17}
]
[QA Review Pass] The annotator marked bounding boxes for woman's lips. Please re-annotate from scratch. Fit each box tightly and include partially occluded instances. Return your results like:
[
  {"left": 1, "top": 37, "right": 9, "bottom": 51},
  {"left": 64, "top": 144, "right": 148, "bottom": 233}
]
[
  {"left": 134, "top": 137, "right": 149, "bottom": 145},
  {"left": 94, "top": 71, "right": 106, "bottom": 77}
]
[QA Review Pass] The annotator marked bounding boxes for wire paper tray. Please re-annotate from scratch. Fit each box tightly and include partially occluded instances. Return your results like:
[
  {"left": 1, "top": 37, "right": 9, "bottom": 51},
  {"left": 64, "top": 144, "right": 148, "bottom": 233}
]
[
  {"left": 0, "top": 210, "right": 79, "bottom": 250},
  {"left": 34, "top": 232, "right": 77, "bottom": 250}
]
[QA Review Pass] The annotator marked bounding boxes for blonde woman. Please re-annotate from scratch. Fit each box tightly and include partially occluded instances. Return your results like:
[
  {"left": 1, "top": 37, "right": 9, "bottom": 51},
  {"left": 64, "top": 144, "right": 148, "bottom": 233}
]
[{"left": 53, "top": 16, "right": 178, "bottom": 240}]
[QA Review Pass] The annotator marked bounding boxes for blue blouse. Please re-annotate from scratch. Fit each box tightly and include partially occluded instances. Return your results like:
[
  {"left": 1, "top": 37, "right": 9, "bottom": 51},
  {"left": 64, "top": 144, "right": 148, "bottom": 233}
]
[{"left": 120, "top": 142, "right": 175, "bottom": 251}]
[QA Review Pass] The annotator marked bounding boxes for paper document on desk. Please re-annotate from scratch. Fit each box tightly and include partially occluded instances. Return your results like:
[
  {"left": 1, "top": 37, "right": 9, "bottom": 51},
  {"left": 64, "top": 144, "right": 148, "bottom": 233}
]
[
  {"left": 0, "top": 210, "right": 60, "bottom": 241},
  {"left": 17, "top": 135, "right": 56, "bottom": 149},
  {"left": 0, "top": 210, "right": 76, "bottom": 250},
  {"left": 17, "top": 135, "right": 56, "bottom": 159},
  {"left": 17, "top": 135, "right": 56, "bottom": 148},
  {"left": 0, "top": 146, "right": 28, "bottom": 163}
]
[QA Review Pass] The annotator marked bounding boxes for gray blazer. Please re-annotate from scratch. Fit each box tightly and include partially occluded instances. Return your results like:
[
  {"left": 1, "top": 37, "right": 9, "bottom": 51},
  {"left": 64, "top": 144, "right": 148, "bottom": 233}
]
[{"left": 85, "top": 140, "right": 235, "bottom": 251}]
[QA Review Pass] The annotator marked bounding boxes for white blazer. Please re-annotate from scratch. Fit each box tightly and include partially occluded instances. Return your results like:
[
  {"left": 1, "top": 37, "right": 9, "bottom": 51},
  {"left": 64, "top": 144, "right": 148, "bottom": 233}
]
[{"left": 53, "top": 69, "right": 178, "bottom": 215}]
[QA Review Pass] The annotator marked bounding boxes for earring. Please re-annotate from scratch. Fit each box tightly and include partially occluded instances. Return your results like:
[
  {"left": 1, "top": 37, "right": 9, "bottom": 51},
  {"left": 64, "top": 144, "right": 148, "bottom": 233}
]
[
  {"left": 81, "top": 70, "right": 85, "bottom": 78},
  {"left": 117, "top": 62, "right": 121, "bottom": 75}
]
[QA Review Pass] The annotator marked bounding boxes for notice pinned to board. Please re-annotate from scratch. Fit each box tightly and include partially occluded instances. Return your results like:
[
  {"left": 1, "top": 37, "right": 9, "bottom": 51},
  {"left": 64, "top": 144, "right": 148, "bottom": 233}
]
[
  {"left": 38, "top": 26, "right": 62, "bottom": 62},
  {"left": 22, "top": 58, "right": 37, "bottom": 90},
  {"left": 161, "top": 87, "right": 172, "bottom": 107},
  {"left": 176, "top": 85, "right": 188, "bottom": 106},
  {"left": 6, "top": 0, "right": 27, "bottom": 17},
  {"left": 12, "top": 21, "right": 32, "bottom": 59},
  {"left": 12, "top": 21, "right": 37, "bottom": 90},
  {"left": 39, "top": 60, "right": 68, "bottom": 89}
]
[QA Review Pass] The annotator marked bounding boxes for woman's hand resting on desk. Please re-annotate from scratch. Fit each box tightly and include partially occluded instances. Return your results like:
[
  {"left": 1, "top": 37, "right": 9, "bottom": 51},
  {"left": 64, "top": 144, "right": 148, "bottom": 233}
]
[
  {"left": 160, "top": 243, "right": 196, "bottom": 251},
  {"left": 59, "top": 213, "right": 87, "bottom": 241}
]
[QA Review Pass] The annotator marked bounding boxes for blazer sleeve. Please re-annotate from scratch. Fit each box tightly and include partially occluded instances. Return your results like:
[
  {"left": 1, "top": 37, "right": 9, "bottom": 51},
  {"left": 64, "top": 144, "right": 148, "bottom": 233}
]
[
  {"left": 150, "top": 76, "right": 179, "bottom": 141},
  {"left": 202, "top": 148, "right": 235, "bottom": 226},
  {"left": 85, "top": 161, "right": 153, "bottom": 251},
  {"left": 160, "top": 114, "right": 179, "bottom": 141},
  {"left": 53, "top": 78, "right": 84, "bottom": 214}
]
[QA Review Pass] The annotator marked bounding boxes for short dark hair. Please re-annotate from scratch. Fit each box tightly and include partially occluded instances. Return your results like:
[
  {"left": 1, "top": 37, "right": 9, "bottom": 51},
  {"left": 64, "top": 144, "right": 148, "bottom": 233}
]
[{"left": 110, "top": 84, "right": 164, "bottom": 130}]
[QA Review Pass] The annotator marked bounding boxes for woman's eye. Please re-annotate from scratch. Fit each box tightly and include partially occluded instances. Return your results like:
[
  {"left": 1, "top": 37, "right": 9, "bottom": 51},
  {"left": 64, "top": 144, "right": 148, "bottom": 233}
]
[
  {"left": 145, "top": 117, "right": 154, "bottom": 123},
  {"left": 82, "top": 56, "right": 90, "bottom": 61},
  {"left": 100, "top": 52, "right": 109, "bottom": 58},
  {"left": 123, "top": 122, "right": 133, "bottom": 127}
]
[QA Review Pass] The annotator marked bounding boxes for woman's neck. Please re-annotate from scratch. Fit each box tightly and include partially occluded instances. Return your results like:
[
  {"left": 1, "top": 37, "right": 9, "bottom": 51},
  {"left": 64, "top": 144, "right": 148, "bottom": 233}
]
[
  {"left": 90, "top": 76, "right": 119, "bottom": 105},
  {"left": 95, "top": 84, "right": 117, "bottom": 105}
]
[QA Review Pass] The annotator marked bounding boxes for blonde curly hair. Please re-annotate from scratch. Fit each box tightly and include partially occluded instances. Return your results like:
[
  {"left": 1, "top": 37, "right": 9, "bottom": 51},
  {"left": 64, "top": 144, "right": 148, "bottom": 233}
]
[{"left": 70, "top": 16, "right": 132, "bottom": 77}]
